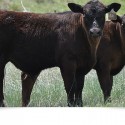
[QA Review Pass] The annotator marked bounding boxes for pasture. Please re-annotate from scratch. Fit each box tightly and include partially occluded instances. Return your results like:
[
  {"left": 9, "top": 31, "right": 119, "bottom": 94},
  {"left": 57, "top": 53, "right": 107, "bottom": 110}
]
[{"left": 1, "top": 0, "right": 125, "bottom": 107}]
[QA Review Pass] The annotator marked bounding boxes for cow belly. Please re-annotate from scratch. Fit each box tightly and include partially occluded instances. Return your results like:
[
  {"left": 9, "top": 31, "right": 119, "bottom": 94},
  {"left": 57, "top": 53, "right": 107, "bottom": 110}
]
[
  {"left": 9, "top": 49, "right": 56, "bottom": 75},
  {"left": 77, "top": 55, "right": 96, "bottom": 75},
  {"left": 110, "top": 56, "right": 125, "bottom": 75},
  {"left": 82, "top": 64, "right": 95, "bottom": 75},
  {"left": 111, "top": 63, "right": 125, "bottom": 76}
]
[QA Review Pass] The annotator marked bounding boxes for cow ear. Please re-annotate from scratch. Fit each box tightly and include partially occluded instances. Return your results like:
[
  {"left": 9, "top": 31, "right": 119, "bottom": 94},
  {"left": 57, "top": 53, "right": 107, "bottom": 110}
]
[
  {"left": 111, "top": 15, "right": 122, "bottom": 24},
  {"left": 68, "top": 3, "right": 83, "bottom": 13},
  {"left": 105, "top": 3, "right": 121, "bottom": 13}
]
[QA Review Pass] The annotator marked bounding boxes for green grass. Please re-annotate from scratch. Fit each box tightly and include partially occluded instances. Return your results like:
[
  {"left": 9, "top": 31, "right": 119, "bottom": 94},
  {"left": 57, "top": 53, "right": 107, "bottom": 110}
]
[
  {"left": 0, "top": 0, "right": 124, "bottom": 14},
  {"left": 4, "top": 63, "right": 125, "bottom": 107},
  {"left": 1, "top": 0, "right": 125, "bottom": 107}
]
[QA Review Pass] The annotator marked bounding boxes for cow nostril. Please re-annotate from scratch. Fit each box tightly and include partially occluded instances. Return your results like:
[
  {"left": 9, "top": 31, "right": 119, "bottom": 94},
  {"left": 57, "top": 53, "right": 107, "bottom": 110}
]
[
  {"left": 89, "top": 29, "right": 94, "bottom": 35},
  {"left": 97, "top": 31, "right": 100, "bottom": 35},
  {"left": 97, "top": 30, "right": 101, "bottom": 35},
  {"left": 89, "top": 28, "right": 101, "bottom": 37}
]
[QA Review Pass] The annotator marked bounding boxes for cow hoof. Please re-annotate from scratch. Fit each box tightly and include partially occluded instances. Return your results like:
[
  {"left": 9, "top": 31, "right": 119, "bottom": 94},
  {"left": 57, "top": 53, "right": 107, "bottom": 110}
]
[
  {"left": 104, "top": 97, "right": 111, "bottom": 104},
  {"left": 77, "top": 102, "right": 83, "bottom": 107},
  {"left": 68, "top": 101, "right": 76, "bottom": 107},
  {"left": 68, "top": 100, "right": 83, "bottom": 107},
  {"left": 75, "top": 99, "right": 83, "bottom": 107},
  {"left": 22, "top": 102, "right": 29, "bottom": 107},
  {"left": 0, "top": 101, "right": 5, "bottom": 107}
]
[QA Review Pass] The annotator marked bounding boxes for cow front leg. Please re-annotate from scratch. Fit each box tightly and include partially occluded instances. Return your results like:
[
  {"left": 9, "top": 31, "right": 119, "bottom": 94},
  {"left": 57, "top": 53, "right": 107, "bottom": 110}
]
[
  {"left": 96, "top": 68, "right": 113, "bottom": 103},
  {"left": 21, "top": 72, "right": 39, "bottom": 107},
  {"left": 75, "top": 70, "right": 85, "bottom": 107},
  {"left": 60, "top": 58, "right": 77, "bottom": 107}
]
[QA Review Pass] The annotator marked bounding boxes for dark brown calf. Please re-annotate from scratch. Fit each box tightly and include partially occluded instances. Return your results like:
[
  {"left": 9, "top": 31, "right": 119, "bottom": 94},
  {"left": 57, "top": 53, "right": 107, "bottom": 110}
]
[
  {"left": 0, "top": 0, "right": 120, "bottom": 107},
  {"left": 94, "top": 15, "right": 125, "bottom": 103}
]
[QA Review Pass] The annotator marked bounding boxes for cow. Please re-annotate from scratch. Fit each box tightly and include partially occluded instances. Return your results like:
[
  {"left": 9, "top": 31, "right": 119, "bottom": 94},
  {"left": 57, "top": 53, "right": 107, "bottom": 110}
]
[
  {"left": 93, "top": 14, "right": 125, "bottom": 103},
  {"left": 0, "top": 0, "right": 121, "bottom": 107}
]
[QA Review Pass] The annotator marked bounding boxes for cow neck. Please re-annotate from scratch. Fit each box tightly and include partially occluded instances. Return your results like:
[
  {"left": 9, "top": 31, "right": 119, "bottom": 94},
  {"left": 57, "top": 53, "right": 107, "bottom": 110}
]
[
  {"left": 117, "top": 23, "right": 125, "bottom": 55},
  {"left": 82, "top": 20, "right": 100, "bottom": 65},
  {"left": 88, "top": 36, "right": 101, "bottom": 65}
]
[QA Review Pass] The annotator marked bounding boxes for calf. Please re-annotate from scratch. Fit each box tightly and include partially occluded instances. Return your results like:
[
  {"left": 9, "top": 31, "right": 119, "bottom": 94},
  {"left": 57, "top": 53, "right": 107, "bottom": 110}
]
[
  {"left": 94, "top": 15, "right": 125, "bottom": 103},
  {"left": 0, "top": 0, "right": 120, "bottom": 107}
]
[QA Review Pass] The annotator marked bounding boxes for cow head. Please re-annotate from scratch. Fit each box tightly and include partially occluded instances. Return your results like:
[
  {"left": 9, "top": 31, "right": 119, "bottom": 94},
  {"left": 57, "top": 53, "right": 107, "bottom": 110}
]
[
  {"left": 68, "top": 0, "right": 121, "bottom": 38},
  {"left": 112, "top": 15, "right": 125, "bottom": 30}
]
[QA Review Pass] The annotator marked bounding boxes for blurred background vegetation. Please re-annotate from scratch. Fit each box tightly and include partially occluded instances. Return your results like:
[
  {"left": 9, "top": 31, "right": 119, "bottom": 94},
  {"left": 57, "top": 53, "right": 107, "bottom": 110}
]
[{"left": 0, "top": 0, "right": 124, "bottom": 15}]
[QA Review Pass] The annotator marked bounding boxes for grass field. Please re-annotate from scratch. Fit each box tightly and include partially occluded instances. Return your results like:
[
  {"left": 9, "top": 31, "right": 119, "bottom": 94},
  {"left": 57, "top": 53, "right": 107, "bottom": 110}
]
[{"left": 1, "top": 0, "right": 125, "bottom": 107}]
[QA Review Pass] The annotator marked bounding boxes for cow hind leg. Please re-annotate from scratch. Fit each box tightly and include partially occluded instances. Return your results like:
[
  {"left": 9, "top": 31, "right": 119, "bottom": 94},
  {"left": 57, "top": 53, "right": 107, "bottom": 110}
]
[
  {"left": 21, "top": 72, "right": 39, "bottom": 107},
  {"left": 96, "top": 69, "right": 113, "bottom": 103},
  {"left": 0, "top": 55, "right": 6, "bottom": 107},
  {"left": 0, "top": 73, "right": 5, "bottom": 107},
  {"left": 74, "top": 70, "right": 85, "bottom": 107},
  {"left": 104, "top": 76, "right": 113, "bottom": 103},
  {"left": 0, "top": 70, "right": 5, "bottom": 107}
]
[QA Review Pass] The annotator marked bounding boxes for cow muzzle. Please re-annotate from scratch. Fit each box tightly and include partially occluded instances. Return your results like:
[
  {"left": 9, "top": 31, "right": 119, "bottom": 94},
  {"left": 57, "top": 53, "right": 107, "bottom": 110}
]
[{"left": 89, "top": 28, "right": 102, "bottom": 37}]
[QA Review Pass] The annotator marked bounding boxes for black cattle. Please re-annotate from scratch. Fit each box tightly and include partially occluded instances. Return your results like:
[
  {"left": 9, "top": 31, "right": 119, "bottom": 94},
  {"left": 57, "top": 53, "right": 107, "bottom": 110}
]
[
  {"left": 93, "top": 15, "right": 125, "bottom": 102},
  {"left": 0, "top": 0, "right": 121, "bottom": 107}
]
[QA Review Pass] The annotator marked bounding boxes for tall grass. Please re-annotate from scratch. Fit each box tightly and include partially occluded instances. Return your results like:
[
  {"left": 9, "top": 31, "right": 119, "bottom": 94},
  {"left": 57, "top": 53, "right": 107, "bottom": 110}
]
[
  {"left": 1, "top": 0, "right": 125, "bottom": 107},
  {"left": 4, "top": 62, "right": 125, "bottom": 107}
]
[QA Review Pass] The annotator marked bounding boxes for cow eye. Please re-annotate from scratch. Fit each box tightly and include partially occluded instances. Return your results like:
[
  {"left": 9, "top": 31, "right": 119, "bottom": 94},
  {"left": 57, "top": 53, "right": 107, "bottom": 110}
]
[
  {"left": 88, "top": 14, "right": 94, "bottom": 19},
  {"left": 83, "top": 10, "right": 86, "bottom": 14}
]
